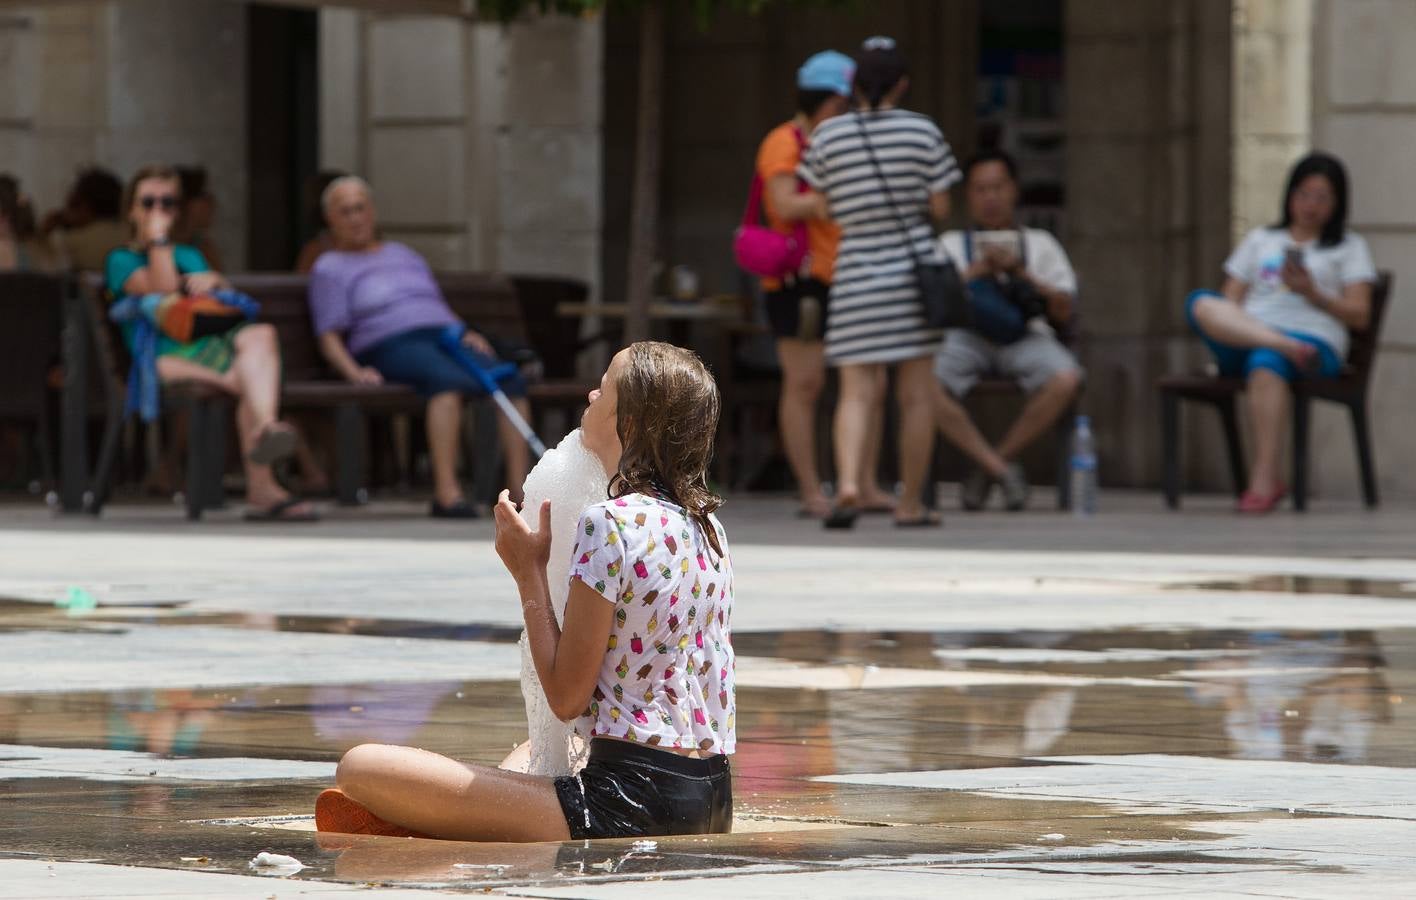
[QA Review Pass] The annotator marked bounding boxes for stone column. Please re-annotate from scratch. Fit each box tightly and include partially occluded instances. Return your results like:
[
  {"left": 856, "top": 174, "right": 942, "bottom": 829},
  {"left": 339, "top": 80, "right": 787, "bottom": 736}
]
[
  {"left": 1310, "top": 0, "right": 1416, "bottom": 499},
  {"left": 1064, "top": 0, "right": 1233, "bottom": 489}
]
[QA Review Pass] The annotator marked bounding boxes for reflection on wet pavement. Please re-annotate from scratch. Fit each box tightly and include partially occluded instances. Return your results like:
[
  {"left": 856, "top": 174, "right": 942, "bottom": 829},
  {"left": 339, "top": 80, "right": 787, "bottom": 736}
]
[{"left": 2, "top": 592, "right": 1414, "bottom": 892}]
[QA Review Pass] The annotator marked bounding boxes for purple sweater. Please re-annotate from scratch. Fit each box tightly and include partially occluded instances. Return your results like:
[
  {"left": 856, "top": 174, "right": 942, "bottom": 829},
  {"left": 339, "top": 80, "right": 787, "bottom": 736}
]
[{"left": 308, "top": 242, "right": 459, "bottom": 356}]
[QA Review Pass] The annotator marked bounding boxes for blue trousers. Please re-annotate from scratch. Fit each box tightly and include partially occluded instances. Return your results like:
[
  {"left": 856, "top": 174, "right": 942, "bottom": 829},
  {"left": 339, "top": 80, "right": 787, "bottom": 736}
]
[{"left": 357, "top": 327, "right": 528, "bottom": 399}]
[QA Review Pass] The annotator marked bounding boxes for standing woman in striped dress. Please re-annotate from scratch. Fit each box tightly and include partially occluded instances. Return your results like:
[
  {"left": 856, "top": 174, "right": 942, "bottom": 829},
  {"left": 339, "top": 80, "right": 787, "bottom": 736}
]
[{"left": 798, "top": 37, "right": 962, "bottom": 528}]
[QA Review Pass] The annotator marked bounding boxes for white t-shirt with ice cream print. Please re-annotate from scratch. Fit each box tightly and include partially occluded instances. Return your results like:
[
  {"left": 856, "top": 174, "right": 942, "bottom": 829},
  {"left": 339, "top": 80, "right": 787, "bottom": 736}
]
[
  {"left": 1224, "top": 226, "right": 1377, "bottom": 359},
  {"left": 569, "top": 492, "right": 736, "bottom": 755}
]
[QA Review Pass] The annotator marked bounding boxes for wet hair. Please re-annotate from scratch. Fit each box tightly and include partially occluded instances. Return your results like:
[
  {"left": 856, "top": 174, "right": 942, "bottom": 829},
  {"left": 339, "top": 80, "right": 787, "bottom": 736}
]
[
  {"left": 123, "top": 163, "right": 181, "bottom": 218},
  {"left": 609, "top": 342, "right": 725, "bottom": 556},
  {"left": 797, "top": 87, "right": 839, "bottom": 118},
  {"left": 1275, "top": 152, "right": 1349, "bottom": 248},
  {"left": 853, "top": 38, "right": 908, "bottom": 110},
  {"left": 964, "top": 148, "right": 1019, "bottom": 183},
  {"left": 70, "top": 167, "right": 123, "bottom": 220}
]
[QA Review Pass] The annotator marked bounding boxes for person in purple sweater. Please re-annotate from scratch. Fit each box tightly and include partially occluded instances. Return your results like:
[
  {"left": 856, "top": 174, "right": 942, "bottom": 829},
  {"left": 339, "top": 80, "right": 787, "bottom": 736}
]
[{"left": 309, "top": 176, "right": 532, "bottom": 518}]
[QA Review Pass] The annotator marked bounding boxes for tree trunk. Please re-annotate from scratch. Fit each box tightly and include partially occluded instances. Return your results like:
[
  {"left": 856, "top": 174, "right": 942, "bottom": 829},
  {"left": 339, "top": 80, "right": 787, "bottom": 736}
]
[{"left": 624, "top": 0, "right": 665, "bottom": 344}]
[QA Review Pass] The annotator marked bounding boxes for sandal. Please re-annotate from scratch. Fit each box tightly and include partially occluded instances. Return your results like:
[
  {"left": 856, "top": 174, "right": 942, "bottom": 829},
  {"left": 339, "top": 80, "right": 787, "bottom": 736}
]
[
  {"left": 244, "top": 496, "right": 320, "bottom": 523},
  {"left": 315, "top": 788, "right": 428, "bottom": 838},
  {"left": 248, "top": 423, "right": 298, "bottom": 466},
  {"left": 823, "top": 504, "right": 860, "bottom": 530},
  {"left": 430, "top": 499, "right": 478, "bottom": 519}
]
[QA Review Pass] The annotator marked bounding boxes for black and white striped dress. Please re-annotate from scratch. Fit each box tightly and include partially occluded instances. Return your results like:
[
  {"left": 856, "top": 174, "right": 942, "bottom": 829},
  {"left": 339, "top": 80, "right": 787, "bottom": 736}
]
[{"left": 799, "top": 109, "right": 960, "bottom": 366}]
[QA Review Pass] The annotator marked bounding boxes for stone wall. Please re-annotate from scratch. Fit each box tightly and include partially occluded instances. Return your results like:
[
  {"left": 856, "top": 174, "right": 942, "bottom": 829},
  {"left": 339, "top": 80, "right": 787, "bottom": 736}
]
[
  {"left": 1310, "top": 0, "right": 1416, "bottom": 500},
  {"left": 1063, "top": 0, "right": 1234, "bottom": 489},
  {"left": 0, "top": 0, "right": 248, "bottom": 268},
  {"left": 318, "top": 8, "right": 602, "bottom": 290}
]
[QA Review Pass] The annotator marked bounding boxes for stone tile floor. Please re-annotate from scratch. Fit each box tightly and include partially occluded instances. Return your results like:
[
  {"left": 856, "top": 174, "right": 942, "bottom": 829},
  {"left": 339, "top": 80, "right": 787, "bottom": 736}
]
[{"left": 1, "top": 490, "right": 1414, "bottom": 897}]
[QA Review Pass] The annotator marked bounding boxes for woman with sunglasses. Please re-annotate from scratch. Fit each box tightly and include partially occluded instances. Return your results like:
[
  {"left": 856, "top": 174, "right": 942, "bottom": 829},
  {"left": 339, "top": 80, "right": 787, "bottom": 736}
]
[{"left": 105, "top": 164, "right": 316, "bottom": 521}]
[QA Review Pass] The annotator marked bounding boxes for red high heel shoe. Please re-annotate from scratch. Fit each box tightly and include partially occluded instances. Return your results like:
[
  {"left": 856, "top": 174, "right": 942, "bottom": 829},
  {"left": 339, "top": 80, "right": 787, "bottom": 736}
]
[{"left": 1237, "top": 483, "right": 1287, "bottom": 514}]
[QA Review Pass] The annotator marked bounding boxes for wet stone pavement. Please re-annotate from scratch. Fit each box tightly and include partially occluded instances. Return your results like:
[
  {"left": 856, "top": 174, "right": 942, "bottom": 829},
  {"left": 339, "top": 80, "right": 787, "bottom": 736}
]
[{"left": 2, "top": 494, "right": 1416, "bottom": 897}]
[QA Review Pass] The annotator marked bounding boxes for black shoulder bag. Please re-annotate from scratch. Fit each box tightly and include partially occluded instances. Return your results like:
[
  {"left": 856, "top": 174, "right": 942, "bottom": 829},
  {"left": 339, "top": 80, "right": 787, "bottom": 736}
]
[{"left": 853, "top": 112, "right": 972, "bottom": 330}]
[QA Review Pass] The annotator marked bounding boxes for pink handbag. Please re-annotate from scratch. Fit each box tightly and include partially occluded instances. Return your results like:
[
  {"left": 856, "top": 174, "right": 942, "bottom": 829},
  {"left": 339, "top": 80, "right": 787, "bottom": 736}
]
[{"left": 733, "top": 128, "right": 810, "bottom": 279}]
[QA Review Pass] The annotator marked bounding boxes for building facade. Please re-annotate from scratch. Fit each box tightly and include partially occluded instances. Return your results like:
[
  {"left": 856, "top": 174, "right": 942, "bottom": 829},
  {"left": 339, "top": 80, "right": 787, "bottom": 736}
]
[{"left": 0, "top": 0, "right": 1409, "bottom": 499}]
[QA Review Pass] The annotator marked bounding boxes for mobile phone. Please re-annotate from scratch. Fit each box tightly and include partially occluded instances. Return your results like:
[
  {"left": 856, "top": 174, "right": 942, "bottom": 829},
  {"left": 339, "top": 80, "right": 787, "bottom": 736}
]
[{"left": 1284, "top": 247, "right": 1304, "bottom": 268}]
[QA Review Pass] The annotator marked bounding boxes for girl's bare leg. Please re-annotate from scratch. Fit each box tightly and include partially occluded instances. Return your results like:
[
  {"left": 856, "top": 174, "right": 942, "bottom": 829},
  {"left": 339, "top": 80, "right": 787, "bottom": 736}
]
[{"left": 336, "top": 743, "right": 572, "bottom": 842}]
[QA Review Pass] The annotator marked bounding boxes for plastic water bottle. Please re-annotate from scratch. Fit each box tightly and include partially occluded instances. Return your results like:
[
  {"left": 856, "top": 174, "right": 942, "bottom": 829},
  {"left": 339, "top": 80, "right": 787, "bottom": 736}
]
[{"left": 1070, "top": 415, "right": 1097, "bottom": 517}]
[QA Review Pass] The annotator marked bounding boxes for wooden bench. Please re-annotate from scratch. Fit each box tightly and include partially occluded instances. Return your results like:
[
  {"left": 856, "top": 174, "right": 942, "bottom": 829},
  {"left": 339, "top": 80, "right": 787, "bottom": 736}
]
[{"left": 85, "top": 271, "right": 594, "bottom": 519}]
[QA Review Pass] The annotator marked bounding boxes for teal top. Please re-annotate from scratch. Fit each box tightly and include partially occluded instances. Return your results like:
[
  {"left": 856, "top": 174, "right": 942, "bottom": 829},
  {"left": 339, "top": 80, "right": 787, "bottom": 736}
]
[{"left": 104, "top": 244, "right": 211, "bottom": 356}]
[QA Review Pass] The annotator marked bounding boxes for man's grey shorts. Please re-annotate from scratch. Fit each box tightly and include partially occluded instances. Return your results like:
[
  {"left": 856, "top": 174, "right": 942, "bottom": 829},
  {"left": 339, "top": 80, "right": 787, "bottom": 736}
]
[{"left": 934, "top": 328, "right": 1084, "bottom": 397}]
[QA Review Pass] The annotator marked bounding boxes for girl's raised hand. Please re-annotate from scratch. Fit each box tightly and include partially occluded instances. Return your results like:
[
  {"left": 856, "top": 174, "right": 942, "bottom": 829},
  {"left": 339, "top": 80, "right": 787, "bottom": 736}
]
[{"left": 492, "top": 490, "right": 552, "bottom": 585}]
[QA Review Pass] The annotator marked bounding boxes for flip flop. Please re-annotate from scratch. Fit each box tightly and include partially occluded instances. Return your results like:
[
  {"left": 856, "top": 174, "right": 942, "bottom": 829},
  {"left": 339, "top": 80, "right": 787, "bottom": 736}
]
[
  {"left": 244, "top": 496, "right": 320, "bottom": 523},
  {"left": 431, "top": 499, "right": 478, "bottom": 519},
  {"left": 315, "top": 788, "right": 428, "bottom": 838},
  {"left": 248, "top": 424, "right": 298, "bottom": 466},
  {"left": 894, "top": 512, "right": 943, "bottom": 528},
  {"left": 823, "top": 505, "right": 860, "bottom": 530}
]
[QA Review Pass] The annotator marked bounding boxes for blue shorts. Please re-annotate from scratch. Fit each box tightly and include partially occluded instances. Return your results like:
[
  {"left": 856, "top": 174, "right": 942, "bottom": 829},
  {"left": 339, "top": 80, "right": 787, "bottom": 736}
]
[
  {"left": 1184, "top": 290, "right": 1342, "bottom": 383},
  {"left": 356, "top": 327, "right": 528, "bottom": 399}
]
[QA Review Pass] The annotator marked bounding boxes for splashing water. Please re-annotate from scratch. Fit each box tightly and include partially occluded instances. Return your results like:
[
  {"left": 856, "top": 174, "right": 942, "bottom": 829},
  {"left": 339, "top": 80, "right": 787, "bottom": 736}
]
[{"left": 516, "top": 429, "right": 610, "bottom": 776}]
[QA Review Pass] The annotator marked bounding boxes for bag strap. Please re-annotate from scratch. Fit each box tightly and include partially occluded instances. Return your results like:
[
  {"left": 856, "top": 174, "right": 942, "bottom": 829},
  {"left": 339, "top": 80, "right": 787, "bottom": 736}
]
[
  {"left": 741, "top": 173, "right": 765, "bottom": 228},
  {"left": 852, "top": 111, "right": 929, "bottom": 267}
]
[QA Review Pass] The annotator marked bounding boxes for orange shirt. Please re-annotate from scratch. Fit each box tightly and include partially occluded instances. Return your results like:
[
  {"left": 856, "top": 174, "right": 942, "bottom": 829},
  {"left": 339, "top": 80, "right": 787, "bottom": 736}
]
[{"left": 754, "top": 121, "right": 840, "bottom": 290}]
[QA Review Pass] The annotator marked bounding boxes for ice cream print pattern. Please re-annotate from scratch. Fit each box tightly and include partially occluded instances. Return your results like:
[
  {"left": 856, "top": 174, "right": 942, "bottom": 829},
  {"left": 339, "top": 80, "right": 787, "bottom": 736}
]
[{"left": 570, "top": 493, "right": 736, "bottom": 754}]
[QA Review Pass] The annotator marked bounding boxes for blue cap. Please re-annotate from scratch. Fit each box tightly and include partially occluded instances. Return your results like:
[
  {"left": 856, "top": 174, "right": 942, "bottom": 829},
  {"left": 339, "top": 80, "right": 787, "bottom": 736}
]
[{"left": 797, "top": 50, "right": 855, "bottom": 97}]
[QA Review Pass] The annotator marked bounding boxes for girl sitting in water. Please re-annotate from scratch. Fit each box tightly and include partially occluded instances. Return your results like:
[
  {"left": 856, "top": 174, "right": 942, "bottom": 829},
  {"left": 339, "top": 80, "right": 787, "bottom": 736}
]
[{"left": 316, "top": 341, "right": 736, "bottom": 840}]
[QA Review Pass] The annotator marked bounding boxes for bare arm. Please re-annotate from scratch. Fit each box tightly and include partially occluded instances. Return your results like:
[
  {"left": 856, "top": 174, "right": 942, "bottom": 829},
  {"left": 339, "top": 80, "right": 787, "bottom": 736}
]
[
  {"left": 522, "top": 576, "right": 615, "bottom": 722},
  {"left": 494, "top": 494, "right": 613, "bottom": 722},
  {"left": 318, "top": 331, "right": 383, "bottom": 385},
  {"left": 765, "top": 174, "right": 827, "bottom": 221},
  {"left": 1221, "top": 275, "right": 1249, "bottom": 305},
  {"left": 1283, "top": 259, "right": 1372, "bottom": 331},
  {"left": 928, "top": 191, "right": 951, "bottom": 228},
  {"left": 122, "top": 244, "right": 181, "bottom": 295}
]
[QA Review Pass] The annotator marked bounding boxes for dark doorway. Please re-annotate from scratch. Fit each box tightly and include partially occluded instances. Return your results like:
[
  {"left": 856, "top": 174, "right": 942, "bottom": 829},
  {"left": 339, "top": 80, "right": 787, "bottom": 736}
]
[{"left": 246, "top": 4, "right": 320, "bottom": 271}]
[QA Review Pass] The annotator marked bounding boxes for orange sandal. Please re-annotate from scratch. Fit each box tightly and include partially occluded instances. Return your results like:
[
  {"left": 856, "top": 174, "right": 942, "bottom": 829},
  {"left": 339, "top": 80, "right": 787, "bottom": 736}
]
[{"left": 315, "top": 788, "right": 429, "bottom": 838}]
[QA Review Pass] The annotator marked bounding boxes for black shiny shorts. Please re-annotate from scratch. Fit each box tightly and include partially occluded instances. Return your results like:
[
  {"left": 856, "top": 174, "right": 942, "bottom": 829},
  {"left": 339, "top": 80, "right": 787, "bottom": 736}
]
[{"left": 553, "top": 738, "right": 733, "bottom": 840}]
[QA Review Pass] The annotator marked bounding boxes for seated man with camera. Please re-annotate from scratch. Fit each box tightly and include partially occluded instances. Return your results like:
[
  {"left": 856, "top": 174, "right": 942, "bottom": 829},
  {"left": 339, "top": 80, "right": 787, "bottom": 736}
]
[{"left": 932, "top": 149, "right": 1083, "bottom": 511}]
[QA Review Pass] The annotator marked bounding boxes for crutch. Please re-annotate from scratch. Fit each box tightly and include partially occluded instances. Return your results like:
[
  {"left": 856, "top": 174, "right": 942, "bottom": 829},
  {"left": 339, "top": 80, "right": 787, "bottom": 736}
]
[{"left": 438, "top": 324, "right": 547, "bottom": 459}]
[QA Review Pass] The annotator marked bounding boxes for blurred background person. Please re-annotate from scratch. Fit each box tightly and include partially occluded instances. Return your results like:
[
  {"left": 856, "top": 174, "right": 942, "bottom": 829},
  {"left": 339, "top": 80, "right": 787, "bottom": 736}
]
[
  {"left": 1185, "top": 152, "right": 1376, "bottom": 514},
  {"left": 173, "top": 165, "right": 224, "bottom": 272},
  {"left": 755, "top": 50, "right": 896, "bottom": 520},
  {"left": 798, "top": 38, "right": 961, "bottom": 528},
  {"left": 39, "top": 166, "right": 128, "bottom": 272}
]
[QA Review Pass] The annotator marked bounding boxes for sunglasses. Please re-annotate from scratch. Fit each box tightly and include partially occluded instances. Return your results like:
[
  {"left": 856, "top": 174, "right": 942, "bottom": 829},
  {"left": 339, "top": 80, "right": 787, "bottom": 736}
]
[{"left": 139, "top": 195, "right": 179, "bottom": 211}]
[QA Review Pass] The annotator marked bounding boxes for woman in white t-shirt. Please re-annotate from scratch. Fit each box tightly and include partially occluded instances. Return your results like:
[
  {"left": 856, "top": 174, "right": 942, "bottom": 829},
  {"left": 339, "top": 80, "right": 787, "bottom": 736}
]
[
  {"left": 1186, "top": 153, "right": 1377, "bottom": 514},
  {"left": 314, "top": 342, "right": 735, "bottom": 841}
]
